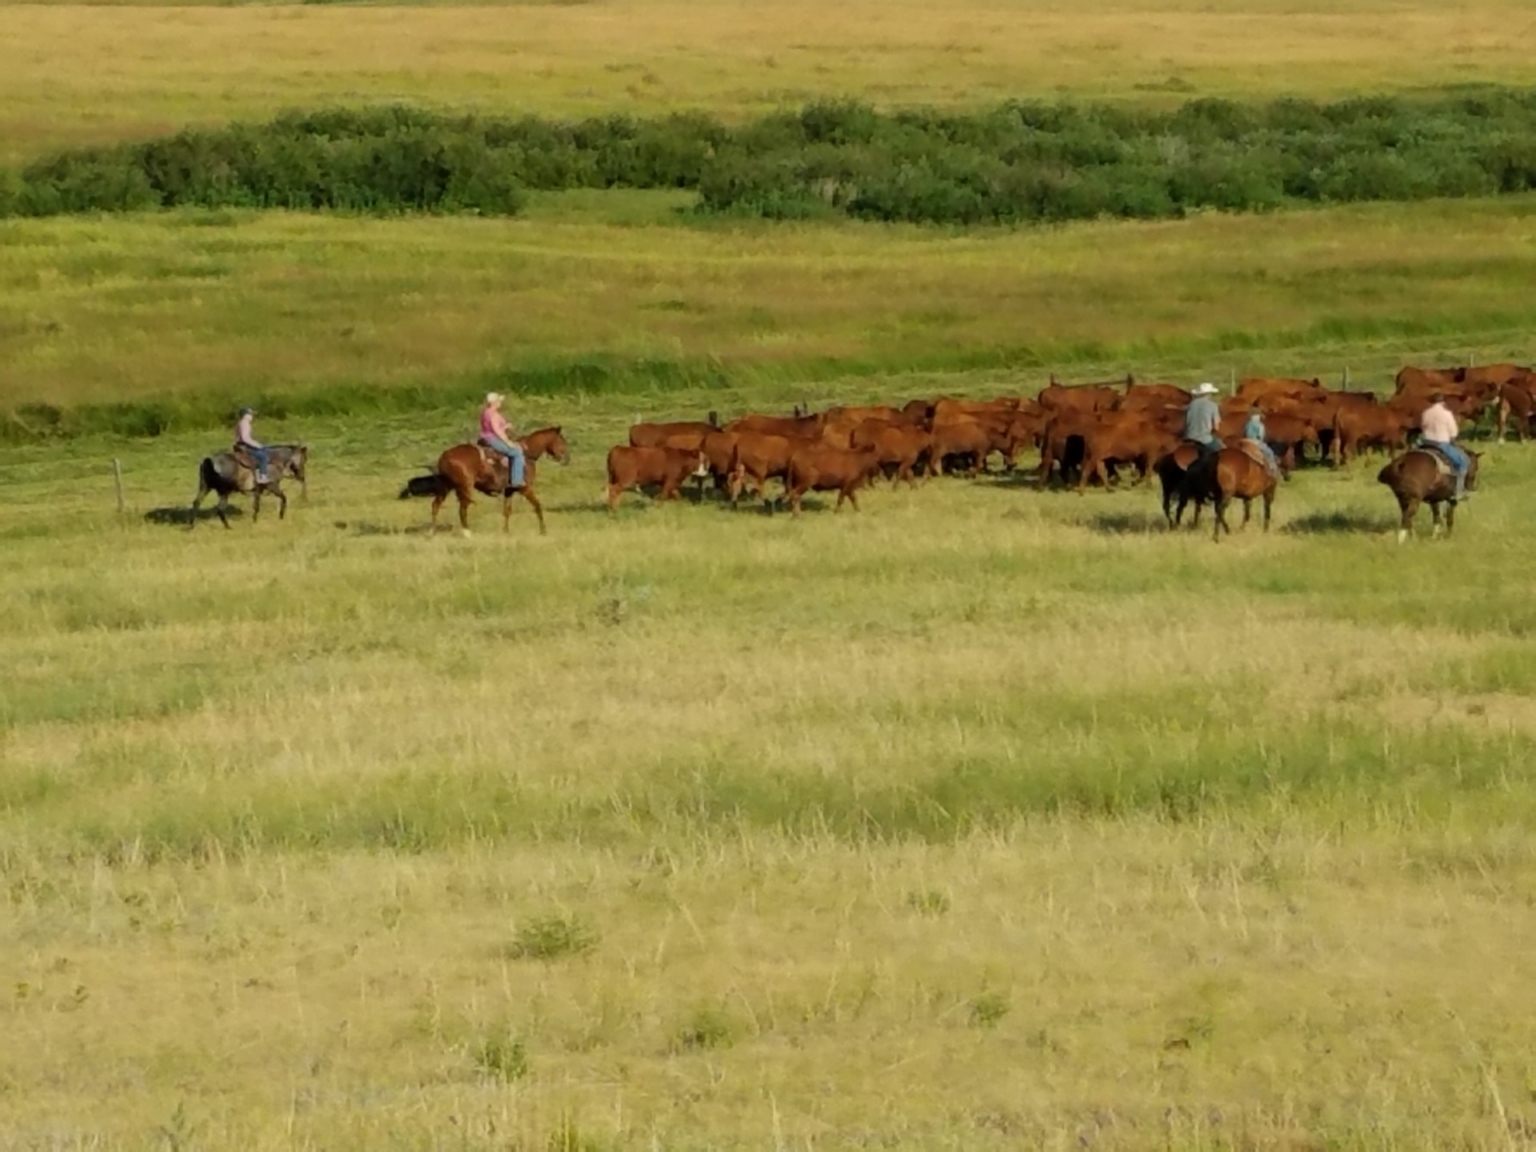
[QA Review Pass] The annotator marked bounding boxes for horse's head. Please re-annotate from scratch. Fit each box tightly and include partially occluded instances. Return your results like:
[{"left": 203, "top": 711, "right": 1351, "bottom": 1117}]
[{"left": 528, "top": 426, "right": 571, "bottom": 466}]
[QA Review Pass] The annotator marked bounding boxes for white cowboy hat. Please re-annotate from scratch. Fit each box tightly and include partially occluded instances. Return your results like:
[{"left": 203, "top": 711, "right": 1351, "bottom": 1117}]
[
  {"left": 1192, "top": 382, "right": 1220, "bottom": 396},
  {"left": 485, "top": 392, "right": 505, "bottom": 406}
]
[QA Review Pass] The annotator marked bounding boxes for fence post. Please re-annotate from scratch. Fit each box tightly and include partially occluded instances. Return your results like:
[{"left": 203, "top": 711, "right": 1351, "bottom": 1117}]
[
  {"left": 1343, "top": 366, "right": 1351, "bottom": 392},
  {"left": 112, "top": 458, "right": 126, "bottom": 514},
  {"left": 1228, "top": 368, "right": 1236, "bottom": 396},
  {"left": 1469, "top": 351, "right": 1476, "bottom": 367}
]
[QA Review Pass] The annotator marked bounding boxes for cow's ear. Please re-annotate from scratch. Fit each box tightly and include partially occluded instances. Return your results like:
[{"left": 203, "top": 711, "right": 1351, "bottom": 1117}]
[{"left": 554, "top": 425, "right": 562, "bottom": 433}]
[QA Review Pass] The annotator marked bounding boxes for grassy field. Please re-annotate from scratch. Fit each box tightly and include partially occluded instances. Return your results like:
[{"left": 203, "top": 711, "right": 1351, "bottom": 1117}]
[
  {"left": 4, "top": 401, "right": 1536, "bottom": 1147},
  {"left": 6, "top": 0, "right": 1536, "bottom": 1145},
  {"left": 5, "top": 0, "right": 1536, "bottom": 165},
  {"left": 7, "top": 193, "right": 1536, "bottom": 423}
]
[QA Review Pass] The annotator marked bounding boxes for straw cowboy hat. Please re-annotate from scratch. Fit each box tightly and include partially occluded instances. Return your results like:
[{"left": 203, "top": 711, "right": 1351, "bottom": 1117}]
[{"left": 1192, "top": 382, "right": 1220, "bottom": 396}]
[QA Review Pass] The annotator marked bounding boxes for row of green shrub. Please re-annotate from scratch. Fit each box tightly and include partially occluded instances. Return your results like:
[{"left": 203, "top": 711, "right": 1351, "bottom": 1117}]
[{"left": 4, "top": 90, "right": 1536, "bottom": 223}]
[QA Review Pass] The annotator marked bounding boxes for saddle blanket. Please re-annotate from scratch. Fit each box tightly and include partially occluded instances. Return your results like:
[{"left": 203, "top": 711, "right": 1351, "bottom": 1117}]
[
  {"left": 1237, "top": 438, "right": 1277, "bottom": 473},
  {"left": 1416, "top": 444, "right": 1457, "bottom": 476}
]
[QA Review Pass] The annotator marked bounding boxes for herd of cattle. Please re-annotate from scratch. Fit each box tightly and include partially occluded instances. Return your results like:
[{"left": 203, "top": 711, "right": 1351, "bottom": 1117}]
[{"left": 604, "top": 362, "right": 1536, "bottom": 513}]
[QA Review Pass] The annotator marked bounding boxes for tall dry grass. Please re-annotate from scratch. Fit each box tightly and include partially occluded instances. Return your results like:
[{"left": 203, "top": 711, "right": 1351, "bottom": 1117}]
[{"left": 4, "top": 400, "right": 1536, "bottom": 1145}]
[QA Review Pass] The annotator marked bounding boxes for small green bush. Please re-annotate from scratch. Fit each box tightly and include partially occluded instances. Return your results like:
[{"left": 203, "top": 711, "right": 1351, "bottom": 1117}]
[{"left": 507, "top": 913, "right": 598, "bottom": 961}]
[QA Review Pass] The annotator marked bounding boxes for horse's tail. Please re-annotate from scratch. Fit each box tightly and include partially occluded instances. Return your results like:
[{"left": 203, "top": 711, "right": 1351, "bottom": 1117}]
[
  {"left": 400, "top": 471, "right": 449, "bottom": 500},
  {"left": 199, "top": 457, "right": 222, "bottom": 491}
]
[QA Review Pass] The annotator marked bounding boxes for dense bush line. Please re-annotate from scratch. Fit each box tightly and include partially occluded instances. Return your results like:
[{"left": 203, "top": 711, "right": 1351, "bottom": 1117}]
[{"left": 3, "top": 92, "right": 1536, "bottom": 223}]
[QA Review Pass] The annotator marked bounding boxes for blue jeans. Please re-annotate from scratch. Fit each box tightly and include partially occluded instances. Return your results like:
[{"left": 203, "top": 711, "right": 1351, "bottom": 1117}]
[
  {"left": 1423, "top": 440, "right": 1468, "bottom": 498},
  {"left": 483, "top": 437, "right": 526, "bottom": 487},
  {"left": 1252, "top": 440, "right": 1281, "bottom": 476},
  {"left": 238, "top": 442, "right": 270, "bottom": 478}
]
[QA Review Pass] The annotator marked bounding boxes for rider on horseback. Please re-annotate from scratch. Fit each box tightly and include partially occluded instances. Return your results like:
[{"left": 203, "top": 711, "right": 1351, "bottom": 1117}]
[
  {"left": 479, "top": 392, "right": 526, "bottom": 492},
  {"left": 1183, "top": 382, "right": 1224, "bottom": 455},
  {"left": 235, "top": 407, "right": 271, "bottom": 484},
  {"left": 1420, "top": 392, "right": 1470, "bottom": 501},
  {"left": 1242, "top": 402, "right": 1283, "bottom": 479}
]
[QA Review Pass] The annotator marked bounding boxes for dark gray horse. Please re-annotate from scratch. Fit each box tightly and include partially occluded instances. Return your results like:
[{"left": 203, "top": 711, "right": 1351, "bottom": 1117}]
[{"left": 190, "top": 444, "right": 308, "bottom": 529}]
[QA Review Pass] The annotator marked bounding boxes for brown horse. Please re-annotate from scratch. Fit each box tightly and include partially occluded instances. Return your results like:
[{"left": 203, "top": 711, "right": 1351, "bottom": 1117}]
[
  {"left": 1173, "top": 446, "right": 1277, "bottom": 540},
  {"left": 1377, "top": 447, "right": 1480, "bottom": 543},
  {"left": 399, "top": 427, "right": 570, "bottom": 535}
]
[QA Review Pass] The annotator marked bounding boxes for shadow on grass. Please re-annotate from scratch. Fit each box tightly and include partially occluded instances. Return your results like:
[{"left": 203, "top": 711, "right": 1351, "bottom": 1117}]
[
  {"left": 1281, "top": 509, "right": 1397, "bottom": 536},
  {"left": 143, "top": 505, "right": 241, "bottom": 526},
  {"left": 1081, "top": 510, "right": 1171, "bottom": 534},
  {"left": 332, "top": 519, "right": 453, "bottom": 537}
]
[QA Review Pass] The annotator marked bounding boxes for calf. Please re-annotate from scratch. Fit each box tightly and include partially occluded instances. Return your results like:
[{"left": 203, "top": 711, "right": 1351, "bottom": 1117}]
[
  {"left": 605, "top": 446, "right": 706, "bottom": 513},
  {"left": 785, "top": 445, "right": 882, "bottom": 517}
]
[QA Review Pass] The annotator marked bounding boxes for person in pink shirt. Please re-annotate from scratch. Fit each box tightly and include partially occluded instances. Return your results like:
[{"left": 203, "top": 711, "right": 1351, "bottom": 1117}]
[
  {"left": 233, "top": 406, "right": 270, "bottom": 483},
  {"left": 1419, "top": 392, "right": 1469, "bottom": 500},
  {"left": 478, "top": 392, "right": 526, "bottom": 490}
]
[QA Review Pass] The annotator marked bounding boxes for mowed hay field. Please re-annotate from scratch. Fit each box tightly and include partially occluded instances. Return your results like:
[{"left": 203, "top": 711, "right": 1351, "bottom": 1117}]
[
  {"left": 6, "top": 400, "right": 1536, "bottom": 1148},
  {"left": 7, "top": 0, "right": 1536, "bottom": 1146},
  {"left": 5, "top": 0, "right": 1536, "bottom": 164}
]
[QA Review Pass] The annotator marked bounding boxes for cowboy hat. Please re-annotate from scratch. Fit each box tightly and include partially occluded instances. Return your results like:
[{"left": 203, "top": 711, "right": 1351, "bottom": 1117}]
[
  {"left": 1192, "top": 382, "right": 1220, "bottom": 396},
  {"left": 238, "top": 406, "right": 256, "bottom": 416},
  {"left": 485, "top": 392, "right": 505, "bottom": 406}
]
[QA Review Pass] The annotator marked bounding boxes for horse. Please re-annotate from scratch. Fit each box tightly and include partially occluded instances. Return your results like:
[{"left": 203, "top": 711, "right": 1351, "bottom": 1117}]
[
  {"left": 1377, "top": 447, "right": 1480, "bottom": 543},
  {"left": 399, "top": 426, "right": 570, "bottom": 535},
  {"left": 1173, "top": 445, "right": 1277, "bottom": 540},
  {"left": 190, "top": 443, "right": 308, "bottom": 529}
]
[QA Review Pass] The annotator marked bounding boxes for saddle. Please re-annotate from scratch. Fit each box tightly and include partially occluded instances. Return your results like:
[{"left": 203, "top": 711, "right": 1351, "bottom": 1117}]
[
  {"left": 1237, "top": 438, "right": 1276, "bottom": 474},
  {"left": 1415, "top": 444, "right": 1457, "bottom": 477},
  {"left": 231, "top": 444, "right": 258, "bottom": 472}
]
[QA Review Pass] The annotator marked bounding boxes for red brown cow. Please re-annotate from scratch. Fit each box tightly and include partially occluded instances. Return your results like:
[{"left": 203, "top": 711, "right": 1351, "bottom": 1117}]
[
  {"left": 628, "top": 421, "right": 716, "bottom": 451},
  {"left": 605, "top": 446, "right": 707, "bottom": 513},
  {"left": 1038, "top": 376, "right": 1125, "bottom": 412},
  {"left": 850, "top": 420, "right": 932, "bottom": 486},
  {"left": 1076, "top": 413, "right": 1179, "bottom": 494},
  {"left": 727, "top": 432, "right": 799, "bottom": 507},
  {"left": 1236, "top": 377, "right": 1325, "bottom": 404},
  {"left": 1117, "top": 383, "right": 1190, "bottom": 415},
  {"left": 1331, "top": 399, "right": 1420, "bottom": 464},
  {"left": 785, "top": 445, "right": 882, "bottom": 516},
  {"left": 726, "top": 412, "right": 826, "bottom": 440},
  {"left": 1497, "top": 373, "right": 1536, "bottom": 441},
  {"left": 929, "top": 417, "right": 996, "bottom": 477}
]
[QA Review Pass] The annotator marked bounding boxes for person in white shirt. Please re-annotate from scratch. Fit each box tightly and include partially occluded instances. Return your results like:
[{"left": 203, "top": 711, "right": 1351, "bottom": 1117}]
[
  {"left": 1419, "top": 392, "right": 1469, "bottom": 500},
  {"left": 234, "top": 407, "right": 271, "bottom": 483}
]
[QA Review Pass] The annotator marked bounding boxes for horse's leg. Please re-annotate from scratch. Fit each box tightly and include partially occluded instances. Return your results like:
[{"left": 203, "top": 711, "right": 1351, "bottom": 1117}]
[
  {"left": 252, "top": 488, "right": 262, "bottom": 524},
  {"left": 189, "top": 479, "right": 208, "bottom": 530},
  {"left": 1212, "top": 494, "right": 1228, "bottom": 541},
  {"left": 1431, "top": 501, "right": 1444, "bottom": 539},
  {"left": 1445, "top": 499, "right": 1457, "bottom": 537},
  {"left": 216, "top": 494, "right": 232, "bottom": 530},
  {"left": 502, "top": 494, "right": 513, "bottom": 533},
  {"left": 456, "top": 482, "right": 473, "bottom": 535},
  {"left": 1263, "top": 488, "right": 1273, "bottom": 532},
  {"left": 1397, "top": 496, "right": 1418, "bottom": 544},
  {"left": 524, "top": 488, "right": 547, "bottom": 535},
  {"left": 1240, "top": 497, "right": 1252, "bottom": 531},
  {"left": 277, "top": 488, "right": 287, "bottom": 521}
]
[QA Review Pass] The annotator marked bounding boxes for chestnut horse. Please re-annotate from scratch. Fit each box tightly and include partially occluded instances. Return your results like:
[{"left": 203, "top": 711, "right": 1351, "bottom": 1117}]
[
  {"left": 1377, "top": 447, "right": 1480, "bottom": 543},
  {"left": 399, "top": 427, "right": 570, "bottom": 534},
  {"left": 1172, "top": 446, "right": 1277, "bottom": 540}
]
